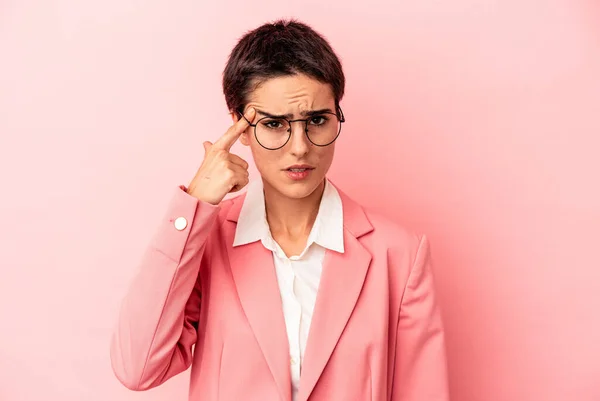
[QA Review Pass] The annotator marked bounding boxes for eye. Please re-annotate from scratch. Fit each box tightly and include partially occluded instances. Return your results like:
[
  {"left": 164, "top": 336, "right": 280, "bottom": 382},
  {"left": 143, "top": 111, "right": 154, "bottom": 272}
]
[
  {"left": 260, "top": 119, "right": 286, "bottom": 130},
  {"left": 309, "top": 115, "right": 328, "bottom": 126}
]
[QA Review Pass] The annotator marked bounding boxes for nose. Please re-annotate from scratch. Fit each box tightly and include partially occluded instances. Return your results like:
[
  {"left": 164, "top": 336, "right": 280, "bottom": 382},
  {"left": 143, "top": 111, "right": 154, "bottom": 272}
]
[{"left": 287, "top": 121, "right": 310, "bottom": 156}]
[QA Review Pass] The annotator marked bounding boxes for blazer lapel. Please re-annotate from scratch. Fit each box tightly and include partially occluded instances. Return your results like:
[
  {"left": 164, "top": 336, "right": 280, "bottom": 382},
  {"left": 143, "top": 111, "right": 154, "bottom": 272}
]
[
  {"left": 223, "top": 182, "right": 374, "bottom": 401},
  {"left": 297, "top": 184, "right": 374, "bottom": 401},
  {"left": 224, "top": 195, "right": 292, "bottom": 401}
]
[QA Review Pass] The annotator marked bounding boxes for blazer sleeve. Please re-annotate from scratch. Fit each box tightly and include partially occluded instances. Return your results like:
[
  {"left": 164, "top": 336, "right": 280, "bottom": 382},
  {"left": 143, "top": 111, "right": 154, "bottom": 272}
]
[
  {"left": 391, "top": 234, "right": 450, "bottom": 401},
  {"left": 110, "top": 185, "right": 221, "bottom": 391}
]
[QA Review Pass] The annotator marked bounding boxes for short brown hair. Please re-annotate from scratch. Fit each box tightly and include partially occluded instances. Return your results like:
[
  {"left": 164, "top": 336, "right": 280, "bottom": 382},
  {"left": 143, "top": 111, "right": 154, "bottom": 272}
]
[{"left": 222, "top": 19, "right": 345, "bottom": 115}]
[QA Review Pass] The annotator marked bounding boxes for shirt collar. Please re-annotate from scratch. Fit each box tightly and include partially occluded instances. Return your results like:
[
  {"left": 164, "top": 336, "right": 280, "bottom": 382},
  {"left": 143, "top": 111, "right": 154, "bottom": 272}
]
[{"left": 233, "top": 178, "right": 345, "bottom": 254}]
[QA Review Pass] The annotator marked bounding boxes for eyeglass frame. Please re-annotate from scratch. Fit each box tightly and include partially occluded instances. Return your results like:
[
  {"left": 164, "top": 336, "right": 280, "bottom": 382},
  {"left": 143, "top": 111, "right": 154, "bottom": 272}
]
[{"left": 236, "top": 106, "right": 346, "bottom": 150}]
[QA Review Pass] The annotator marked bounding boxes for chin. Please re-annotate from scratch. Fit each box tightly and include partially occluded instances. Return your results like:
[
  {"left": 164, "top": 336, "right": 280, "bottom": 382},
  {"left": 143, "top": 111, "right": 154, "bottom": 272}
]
[{"left": 282, "top": 185, "right": 316, "bottom": 199}]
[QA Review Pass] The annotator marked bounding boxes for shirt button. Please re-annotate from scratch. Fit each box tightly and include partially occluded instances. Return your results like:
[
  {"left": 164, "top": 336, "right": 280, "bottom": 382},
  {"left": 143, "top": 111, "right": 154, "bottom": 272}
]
[
  {"left": 174, "top": 217, "right": 188, "bottom": 231},
  {"left": 290, "top": 356, "right": 298, "bottom": 365}
]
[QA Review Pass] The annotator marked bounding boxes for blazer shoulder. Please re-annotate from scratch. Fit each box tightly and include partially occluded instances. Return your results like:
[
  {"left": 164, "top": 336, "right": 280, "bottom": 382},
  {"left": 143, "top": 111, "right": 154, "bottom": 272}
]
[
  {"left": 361, "top": 206, "right": 422, "bottom": 247},
  {"left": 336, "top": 183, "right": 423, "bottom": 250}
]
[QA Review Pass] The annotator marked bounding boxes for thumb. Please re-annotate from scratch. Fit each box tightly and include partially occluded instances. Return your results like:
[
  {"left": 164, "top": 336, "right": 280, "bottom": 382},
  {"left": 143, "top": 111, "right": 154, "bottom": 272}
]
[{"left": 203, "top": 141, "right": 213, "bottom": 153}]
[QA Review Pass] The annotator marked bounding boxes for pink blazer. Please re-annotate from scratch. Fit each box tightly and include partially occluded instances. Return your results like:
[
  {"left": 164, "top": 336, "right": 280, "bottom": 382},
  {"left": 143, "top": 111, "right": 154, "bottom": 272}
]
[{"left": 110, "top": 181, "right": 449, "bottom": 401}]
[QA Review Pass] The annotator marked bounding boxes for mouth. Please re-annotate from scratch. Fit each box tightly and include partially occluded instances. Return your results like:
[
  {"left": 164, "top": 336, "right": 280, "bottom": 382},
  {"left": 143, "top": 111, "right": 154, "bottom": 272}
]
[
  {"left": 284, "top": 164, "right": 315, "bottom": 172},
  {"left": 283, "top": 165, "right": 315, "bottom": 180}
]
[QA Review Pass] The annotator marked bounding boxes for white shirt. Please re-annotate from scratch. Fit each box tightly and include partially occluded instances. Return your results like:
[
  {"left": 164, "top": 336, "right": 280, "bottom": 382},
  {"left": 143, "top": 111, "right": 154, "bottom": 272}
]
[{"left": 232, "top": 178, "right": 344, "bottom": 401}]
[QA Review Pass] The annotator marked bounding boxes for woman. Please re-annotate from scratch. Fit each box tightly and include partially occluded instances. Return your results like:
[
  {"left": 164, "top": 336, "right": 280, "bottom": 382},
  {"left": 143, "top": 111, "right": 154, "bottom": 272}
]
[{"left": 110, "top": 19, "right": 449, "bottom": 401}]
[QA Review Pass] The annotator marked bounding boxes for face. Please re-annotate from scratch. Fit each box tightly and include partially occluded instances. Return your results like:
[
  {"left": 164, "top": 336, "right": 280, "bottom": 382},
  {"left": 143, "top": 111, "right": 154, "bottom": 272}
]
[{"left": 231, "top": 73, "right": 338, "bottom": 200}]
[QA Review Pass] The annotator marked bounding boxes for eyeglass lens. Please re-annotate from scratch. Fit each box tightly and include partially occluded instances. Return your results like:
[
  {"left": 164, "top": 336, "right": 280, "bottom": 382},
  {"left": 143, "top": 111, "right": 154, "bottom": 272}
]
[{"left": 254, "top": 113, "right": 341, "bottom": 149}]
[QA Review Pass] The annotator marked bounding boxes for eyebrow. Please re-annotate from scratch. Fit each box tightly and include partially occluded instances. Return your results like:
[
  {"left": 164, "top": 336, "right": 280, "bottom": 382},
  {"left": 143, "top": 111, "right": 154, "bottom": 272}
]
[{"left": 255, "top": 108, "right": 334, "bottom": 119}]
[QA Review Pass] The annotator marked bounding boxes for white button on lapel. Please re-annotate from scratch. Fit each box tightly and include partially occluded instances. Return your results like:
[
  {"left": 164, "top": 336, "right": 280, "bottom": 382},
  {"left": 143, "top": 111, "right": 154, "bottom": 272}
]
[{"left": 174, "top": 217, "right": 188, "bottom": 231}]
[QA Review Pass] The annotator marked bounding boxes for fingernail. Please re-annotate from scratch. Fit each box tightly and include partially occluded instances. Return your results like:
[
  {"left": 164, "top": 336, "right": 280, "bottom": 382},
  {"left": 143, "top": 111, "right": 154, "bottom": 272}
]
[{"left": 246, "top": 107, "right": 255, "bottom": 116}]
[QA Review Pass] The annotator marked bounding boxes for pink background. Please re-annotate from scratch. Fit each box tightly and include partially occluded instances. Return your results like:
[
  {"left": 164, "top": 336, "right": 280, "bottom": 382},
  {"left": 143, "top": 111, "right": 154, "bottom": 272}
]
[{"left": 1, "top": 1, "right": 599, "bottom": 400}]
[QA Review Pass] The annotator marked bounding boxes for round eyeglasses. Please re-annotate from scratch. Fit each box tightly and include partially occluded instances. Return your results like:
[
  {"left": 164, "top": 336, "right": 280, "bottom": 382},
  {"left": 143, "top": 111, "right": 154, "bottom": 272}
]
[{"left": 237, "top": 107, "right": 345, "bottom": 150}]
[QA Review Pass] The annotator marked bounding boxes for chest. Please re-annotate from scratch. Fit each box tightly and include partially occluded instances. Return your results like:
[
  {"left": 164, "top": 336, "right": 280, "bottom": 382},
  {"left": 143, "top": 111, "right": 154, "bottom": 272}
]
[{"left": 270, "top": 246, "right": 326, "bottom": 316}]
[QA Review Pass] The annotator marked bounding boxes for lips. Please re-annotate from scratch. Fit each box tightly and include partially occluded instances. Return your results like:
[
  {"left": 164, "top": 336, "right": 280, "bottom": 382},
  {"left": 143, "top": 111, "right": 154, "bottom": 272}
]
[
  {"left": 285, "top": 164, "right": 315, "bottom": 171},
  {"left": 285, "top": 166, "right": 313, "bottom": 181}
]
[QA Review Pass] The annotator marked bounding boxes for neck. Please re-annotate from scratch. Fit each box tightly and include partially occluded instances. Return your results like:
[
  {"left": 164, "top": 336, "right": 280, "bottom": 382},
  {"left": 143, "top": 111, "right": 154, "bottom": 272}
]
[{"left": 263, "top": 178, "right": 326, "bottom": 240}]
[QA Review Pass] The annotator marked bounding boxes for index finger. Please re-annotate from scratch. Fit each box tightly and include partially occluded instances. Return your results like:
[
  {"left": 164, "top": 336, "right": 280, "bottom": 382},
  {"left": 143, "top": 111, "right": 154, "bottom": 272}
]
[{"left": 213, "top": 107, "right": 256, "bottom": 151}]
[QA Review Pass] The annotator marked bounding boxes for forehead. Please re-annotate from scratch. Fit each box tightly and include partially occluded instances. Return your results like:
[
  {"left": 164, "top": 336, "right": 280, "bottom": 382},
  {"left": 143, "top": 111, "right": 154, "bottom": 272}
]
[{"left": 247, "top": 74, "right": 335, "bottom": 110}]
